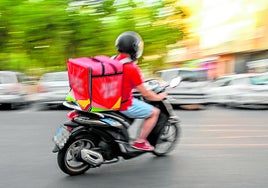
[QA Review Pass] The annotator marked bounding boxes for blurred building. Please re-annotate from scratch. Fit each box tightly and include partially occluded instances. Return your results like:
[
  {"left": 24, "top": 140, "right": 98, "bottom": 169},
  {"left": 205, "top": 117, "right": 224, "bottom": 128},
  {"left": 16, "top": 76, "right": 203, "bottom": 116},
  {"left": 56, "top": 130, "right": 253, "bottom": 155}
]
[{"left": 166, "top": 0, "right": 268, "bottom": 79}]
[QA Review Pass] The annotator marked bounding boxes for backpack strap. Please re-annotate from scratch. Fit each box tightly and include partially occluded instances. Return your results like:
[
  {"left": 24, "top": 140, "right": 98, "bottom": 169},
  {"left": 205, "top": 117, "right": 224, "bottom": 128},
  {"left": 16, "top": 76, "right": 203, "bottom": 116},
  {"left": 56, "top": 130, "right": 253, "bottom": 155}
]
[
  {"left": 111, "top": 55, "right": 133, "bottom": 106},
  {"left": 119, "top": 57, "right": 133, "bottom": 64},
  {"left": 111, "top": 55, "right": 133, "bottom": 64}
]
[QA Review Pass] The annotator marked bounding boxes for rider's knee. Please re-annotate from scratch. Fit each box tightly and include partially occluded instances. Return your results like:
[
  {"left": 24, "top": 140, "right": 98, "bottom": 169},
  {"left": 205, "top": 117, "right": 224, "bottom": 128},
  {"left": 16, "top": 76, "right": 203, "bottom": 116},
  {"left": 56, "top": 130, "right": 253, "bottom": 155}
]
[{"left": 152, "top": 107, "right": 160, "bottom": 117}]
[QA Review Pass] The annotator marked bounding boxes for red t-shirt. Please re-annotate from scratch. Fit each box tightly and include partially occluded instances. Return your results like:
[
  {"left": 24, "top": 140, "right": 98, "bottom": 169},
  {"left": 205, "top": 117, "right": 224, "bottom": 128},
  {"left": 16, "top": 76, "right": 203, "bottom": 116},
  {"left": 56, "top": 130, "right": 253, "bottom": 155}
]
[{"left": 115, "top": 54, "right": 143, "bottom": 110}]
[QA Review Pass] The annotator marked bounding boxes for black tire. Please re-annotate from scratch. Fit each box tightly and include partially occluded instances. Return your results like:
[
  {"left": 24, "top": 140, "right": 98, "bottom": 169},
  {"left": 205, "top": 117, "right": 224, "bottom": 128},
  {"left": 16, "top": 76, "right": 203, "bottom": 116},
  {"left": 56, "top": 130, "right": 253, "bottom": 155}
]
[
  {"left": 0, "top": 103, "right": 12, "bottom": 110},
  {"left": 57, "top": 134, "right": 97, "bottom": 176},
  {"left": 153, "top": 122, "right": 180, "bottom": 157}
]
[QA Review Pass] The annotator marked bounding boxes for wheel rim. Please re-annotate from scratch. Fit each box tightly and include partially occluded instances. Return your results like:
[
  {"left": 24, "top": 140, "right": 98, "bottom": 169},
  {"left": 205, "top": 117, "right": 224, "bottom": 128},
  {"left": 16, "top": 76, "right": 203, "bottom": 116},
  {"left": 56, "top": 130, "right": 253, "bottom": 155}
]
[
  {"left": 65, "top": 138, "right": 95, "bottom": 171},
  {"left": 154, "top": 123, "right": 178, "bottom": 154}
]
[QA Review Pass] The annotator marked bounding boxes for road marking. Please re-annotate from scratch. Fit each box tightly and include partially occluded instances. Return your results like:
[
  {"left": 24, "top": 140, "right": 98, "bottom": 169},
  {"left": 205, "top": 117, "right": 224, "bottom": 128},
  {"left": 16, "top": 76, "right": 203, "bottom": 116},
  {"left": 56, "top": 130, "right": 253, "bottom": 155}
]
[
  {"left": 200, "top": 129, "right": 268, "bottom": 132},
  {"left": 183, "top": 135, "right": 268, "bottom": 139},
  {"left": 179, "top": 144, "right": 268, "bottom": 147}
]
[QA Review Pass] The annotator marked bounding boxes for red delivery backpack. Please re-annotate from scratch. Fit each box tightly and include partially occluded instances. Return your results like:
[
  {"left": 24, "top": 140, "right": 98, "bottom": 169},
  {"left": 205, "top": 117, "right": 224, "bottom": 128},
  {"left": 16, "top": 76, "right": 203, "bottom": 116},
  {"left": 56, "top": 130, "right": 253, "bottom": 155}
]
[{"left": 66, "top": 55, "right": 126, "bottom": 112}]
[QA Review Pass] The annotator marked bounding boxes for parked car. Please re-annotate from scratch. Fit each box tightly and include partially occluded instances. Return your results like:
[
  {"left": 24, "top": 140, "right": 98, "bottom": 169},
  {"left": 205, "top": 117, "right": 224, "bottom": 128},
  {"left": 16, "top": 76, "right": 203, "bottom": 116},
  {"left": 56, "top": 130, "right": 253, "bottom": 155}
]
[
  {"left": 155, "top": 68, "right": 210, "bottom": 109},
  {"left": 205, "top": 72, "right": 268, "bottom": 109},
  {"left": 0, "top": 71, "right": 28, "bottom": 109},
  {"left": 36, "top": 71, "right": 70, "bottom": 109}
]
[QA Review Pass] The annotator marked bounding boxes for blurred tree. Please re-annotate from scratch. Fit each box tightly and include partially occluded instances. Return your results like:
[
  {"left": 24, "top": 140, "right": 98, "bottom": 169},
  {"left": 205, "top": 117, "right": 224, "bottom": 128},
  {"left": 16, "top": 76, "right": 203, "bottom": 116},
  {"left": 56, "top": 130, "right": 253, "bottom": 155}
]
[{"left": 0, "top": 0, "right": 186, "bottom": 76}]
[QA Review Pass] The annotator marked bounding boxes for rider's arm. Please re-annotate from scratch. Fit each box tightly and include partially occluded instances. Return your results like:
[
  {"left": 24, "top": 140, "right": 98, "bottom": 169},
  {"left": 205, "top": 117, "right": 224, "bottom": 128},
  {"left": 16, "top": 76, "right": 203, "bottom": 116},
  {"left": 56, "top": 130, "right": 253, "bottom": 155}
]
[{"left": 135, "top": 84, "right": 167, "bottom": 101}]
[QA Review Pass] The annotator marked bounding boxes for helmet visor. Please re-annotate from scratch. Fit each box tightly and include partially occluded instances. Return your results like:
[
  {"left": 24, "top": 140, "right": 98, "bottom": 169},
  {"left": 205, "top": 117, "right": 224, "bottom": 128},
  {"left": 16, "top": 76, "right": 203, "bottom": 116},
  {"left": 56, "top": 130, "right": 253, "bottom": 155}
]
[{"left": 136, "top": 41, "right": 144, "bottom": 59}]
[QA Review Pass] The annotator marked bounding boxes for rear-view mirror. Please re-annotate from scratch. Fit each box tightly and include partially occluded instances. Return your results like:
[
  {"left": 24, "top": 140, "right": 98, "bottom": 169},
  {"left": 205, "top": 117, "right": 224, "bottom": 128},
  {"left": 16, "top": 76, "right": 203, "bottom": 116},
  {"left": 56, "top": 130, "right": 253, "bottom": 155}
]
[{"left": 169, "top": 77, "right": 182, "bottom": 88}]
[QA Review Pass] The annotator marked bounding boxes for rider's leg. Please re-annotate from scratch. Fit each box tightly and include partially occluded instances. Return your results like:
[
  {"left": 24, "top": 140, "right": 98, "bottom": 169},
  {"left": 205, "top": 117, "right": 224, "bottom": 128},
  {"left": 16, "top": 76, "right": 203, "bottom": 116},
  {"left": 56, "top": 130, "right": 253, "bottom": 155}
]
[
  {"left": 136, "top": 107, "right": 160, "bottom": 142},
  {"left": 120, "top": 98, "right": 159, "bottom": 151}
]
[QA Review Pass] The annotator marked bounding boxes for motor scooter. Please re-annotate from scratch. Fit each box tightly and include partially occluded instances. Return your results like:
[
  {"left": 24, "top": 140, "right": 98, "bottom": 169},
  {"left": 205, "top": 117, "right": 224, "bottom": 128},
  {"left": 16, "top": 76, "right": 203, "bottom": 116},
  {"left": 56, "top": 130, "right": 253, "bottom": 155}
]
[{"left": 52, "top": 79, "right": 181, "bottom": 175}]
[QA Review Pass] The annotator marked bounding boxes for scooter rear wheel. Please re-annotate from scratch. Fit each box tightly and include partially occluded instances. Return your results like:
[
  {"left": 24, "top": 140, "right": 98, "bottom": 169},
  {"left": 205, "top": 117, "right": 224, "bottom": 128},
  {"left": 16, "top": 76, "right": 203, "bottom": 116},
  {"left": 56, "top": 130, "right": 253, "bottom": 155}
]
[
  {"left": 153, "top": 122, "right": 179, "bottom": 156},
  {"left": 57, "top": 134, "right": 97, "bottom": 175}
]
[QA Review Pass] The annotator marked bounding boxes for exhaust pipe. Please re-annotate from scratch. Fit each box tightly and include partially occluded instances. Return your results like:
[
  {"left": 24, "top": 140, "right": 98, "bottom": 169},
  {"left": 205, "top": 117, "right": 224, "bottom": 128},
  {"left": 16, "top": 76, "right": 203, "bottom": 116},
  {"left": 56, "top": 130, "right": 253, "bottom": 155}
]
[{"left": 80, "top": 149, "right": 104, "bottom": 167}]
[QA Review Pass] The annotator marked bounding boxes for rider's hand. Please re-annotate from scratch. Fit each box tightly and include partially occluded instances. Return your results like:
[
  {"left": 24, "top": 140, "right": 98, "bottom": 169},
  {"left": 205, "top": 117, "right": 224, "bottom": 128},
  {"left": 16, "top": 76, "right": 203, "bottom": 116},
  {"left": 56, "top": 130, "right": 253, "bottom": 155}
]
[{"left": 158, "top": 92, "right": 167, "bottom": 100}]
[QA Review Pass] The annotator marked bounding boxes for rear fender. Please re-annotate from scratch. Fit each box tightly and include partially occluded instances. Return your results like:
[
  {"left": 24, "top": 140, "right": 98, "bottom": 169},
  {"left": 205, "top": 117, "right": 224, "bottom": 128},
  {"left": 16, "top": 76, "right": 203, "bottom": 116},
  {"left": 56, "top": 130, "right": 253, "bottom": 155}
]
[
  {"left": 65, "top": 121, "right": 119, "bottom": 148},
  {"left": 63, "top": 120, "right": 118, "bottom": 141},
  {"left": 52, "top": 122, "right": 87, "bottom": 153}
]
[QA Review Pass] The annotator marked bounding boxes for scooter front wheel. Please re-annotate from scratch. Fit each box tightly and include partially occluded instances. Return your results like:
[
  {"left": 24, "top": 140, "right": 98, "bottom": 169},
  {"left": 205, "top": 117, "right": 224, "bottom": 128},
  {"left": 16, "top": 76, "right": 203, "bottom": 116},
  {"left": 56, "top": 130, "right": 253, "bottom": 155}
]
[{"left": 153, "top": 122, "right": 179, "bottom": 156}]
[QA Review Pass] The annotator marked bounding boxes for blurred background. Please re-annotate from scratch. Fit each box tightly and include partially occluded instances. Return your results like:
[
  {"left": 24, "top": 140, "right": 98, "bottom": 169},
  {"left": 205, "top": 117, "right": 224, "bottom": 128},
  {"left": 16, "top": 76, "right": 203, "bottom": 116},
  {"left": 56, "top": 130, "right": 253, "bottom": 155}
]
[
  {"left": 0, "top": 0, "right": 187, "bottom": 76},
  {"left": 0, "top": 0, "right": 268, "bottom": 109},
  {"left": 1, "top": 0, "right": 268, "bottom": 76}
]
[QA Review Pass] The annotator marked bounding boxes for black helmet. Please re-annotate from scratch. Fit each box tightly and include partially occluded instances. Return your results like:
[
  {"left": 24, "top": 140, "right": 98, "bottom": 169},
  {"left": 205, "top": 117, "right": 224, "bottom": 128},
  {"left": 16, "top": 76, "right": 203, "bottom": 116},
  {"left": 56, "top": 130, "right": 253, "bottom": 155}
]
[{"left": 115, "top": 31, "right": 144, "bottom": 61}]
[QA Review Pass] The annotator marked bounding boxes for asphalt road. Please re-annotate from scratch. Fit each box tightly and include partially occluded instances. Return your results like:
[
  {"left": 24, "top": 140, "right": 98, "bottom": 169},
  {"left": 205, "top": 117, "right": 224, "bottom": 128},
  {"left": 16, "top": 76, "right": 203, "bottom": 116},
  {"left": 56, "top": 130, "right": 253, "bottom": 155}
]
[{"left": 0, "top": 105, "right": 268, "bottom": 188}]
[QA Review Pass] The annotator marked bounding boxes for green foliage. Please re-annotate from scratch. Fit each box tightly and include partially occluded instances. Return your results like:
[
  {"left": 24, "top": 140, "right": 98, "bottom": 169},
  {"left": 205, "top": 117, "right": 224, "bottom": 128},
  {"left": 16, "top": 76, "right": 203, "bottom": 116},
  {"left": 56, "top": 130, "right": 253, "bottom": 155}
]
[{"left": 0, "top": 0, "right": 186, "bottom": 76}]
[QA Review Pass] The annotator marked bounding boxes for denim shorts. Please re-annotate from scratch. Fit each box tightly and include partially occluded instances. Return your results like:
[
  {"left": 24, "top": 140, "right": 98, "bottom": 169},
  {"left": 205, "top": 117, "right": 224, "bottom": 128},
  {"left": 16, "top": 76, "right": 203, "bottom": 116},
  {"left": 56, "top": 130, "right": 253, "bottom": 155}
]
[{"left": 120, "top": 98, "right": 153, "bottom": 119}]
